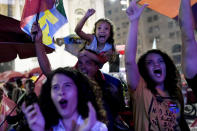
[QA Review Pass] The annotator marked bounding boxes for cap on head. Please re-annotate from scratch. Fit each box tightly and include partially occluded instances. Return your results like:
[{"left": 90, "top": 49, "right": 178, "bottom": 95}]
[{"left": 78, "top": 49, "right": 103, "bottom": 68}]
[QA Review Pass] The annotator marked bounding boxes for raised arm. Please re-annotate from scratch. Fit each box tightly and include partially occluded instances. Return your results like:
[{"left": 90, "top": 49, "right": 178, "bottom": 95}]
[
  {"left": 75, "top": 9, "right": 95, "bottom": 42},
  {"left": 125, "top": 0, "right": 147, "bottom": 90},
  {"left": 179, "top": 0, "right": 197, "bottom": 78},
  {"left": 31, "top": 22, "right": 52, "bottom": 75}
]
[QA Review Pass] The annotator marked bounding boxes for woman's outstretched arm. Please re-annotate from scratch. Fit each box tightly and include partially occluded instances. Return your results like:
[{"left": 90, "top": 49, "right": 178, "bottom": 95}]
[
  {"left": 125, "top": 0, "right": 148, "bottom": 90},
  {"left": 179, "top": 0, "right": 197, "bottom": 79}
]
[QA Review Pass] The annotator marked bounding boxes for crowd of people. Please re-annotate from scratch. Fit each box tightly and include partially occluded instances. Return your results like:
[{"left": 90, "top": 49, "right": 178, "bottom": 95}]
[{"left": 0, "top": 0, "right": 197, "bottom": 130}]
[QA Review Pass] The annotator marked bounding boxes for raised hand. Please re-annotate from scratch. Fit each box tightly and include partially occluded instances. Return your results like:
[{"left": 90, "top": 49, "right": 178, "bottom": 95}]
[
  {"left": 22, "top": 103, "right": 45, "bottom": 131},
  {"left": 72, "top": 102, "right": 97, "bottom": 131},
  {"left": 31, "top": 22, "right": 42, "bottom": 43},
  {"left": 83, "top": 102, "right": 97, "bottom": 130},
  {"left": 85, "top": 9, "right": 96, "bottom": 18},
  {"left": 126, "top": 0, "right": 148, "bottom": 22}
]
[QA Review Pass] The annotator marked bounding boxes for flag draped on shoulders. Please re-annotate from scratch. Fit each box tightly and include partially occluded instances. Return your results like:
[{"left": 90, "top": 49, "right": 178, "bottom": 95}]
[
  {"left": 20, "top": 0, "right": 68, "bottom": 49},
  {"left": 59, "top": 34, "right": 86, "bottom": 57}
]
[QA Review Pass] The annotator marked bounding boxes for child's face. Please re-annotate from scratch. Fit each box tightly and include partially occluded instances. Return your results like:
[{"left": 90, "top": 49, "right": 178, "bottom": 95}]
[
  {"left": 51, "top": 74, "right": 78, "bottom": 118},
  {"left": 145, "top": 53, "right": 166, "bottom": 84},
  {"left": 95, "top": 21, "right": 111, "bottom": 44}
]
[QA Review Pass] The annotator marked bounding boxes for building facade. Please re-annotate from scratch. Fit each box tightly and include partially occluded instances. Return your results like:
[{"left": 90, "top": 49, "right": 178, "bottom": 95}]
[
  {"left": 139, "top": 8, "right": 182, "bottom": 66},
  {"left": 104, "top": 0, "right": 194, "bottom": 70},
  {"left": 1, "top": 0, "right": 196, "bottom": 73}
]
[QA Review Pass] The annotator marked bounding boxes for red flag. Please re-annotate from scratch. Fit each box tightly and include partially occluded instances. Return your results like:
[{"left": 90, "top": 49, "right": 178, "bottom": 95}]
[
  {"left": 21, "top": 0, "right": 55, "bottom": 28},
  {"left": 116, "top": 45, "right": 125, "bottom": 55}
]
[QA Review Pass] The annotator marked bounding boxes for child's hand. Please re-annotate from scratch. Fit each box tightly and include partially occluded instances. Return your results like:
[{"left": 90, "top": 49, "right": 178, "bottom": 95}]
[
  {"left": 85, "top": 9, "right": 95, "bottom": 18},
  {"left": 72, "top": 102, "right": 97, "bottom": 131},
  {"left": 126, "top": 0, "right": 148, "bottom": 22}
]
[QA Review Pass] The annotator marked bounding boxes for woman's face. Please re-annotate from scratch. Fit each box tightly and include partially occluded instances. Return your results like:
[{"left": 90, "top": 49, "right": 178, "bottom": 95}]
[
  {"left": 95, "top": 21, "right": 111, "bottom": 44},
  {"left": 51, "top": 74, "right": 78, "bottom": 118},
  {"left": 145, "top": 53, "right": 166, "bottom": 84}
]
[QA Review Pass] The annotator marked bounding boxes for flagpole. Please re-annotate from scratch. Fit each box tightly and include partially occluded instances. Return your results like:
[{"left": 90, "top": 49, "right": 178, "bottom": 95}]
[{"left": 31, "top": 13, "right": 40, "bottom": 42}]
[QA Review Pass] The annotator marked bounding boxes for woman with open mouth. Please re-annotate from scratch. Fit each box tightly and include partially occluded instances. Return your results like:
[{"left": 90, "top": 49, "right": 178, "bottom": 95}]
[
  {"left": 125, "top": 0, "right": 190, "bottom": 131},
  {"left": 22, "top": 67, "right": 108, "bottom": 131}
]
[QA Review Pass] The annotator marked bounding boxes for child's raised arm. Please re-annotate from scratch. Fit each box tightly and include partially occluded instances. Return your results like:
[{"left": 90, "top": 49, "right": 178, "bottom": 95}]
[
  {"left": 125, "top": 0, "right": 147, "bottom": 90},
  {"left": 75, "top": 9, "right": 95, "bottom": 43}
]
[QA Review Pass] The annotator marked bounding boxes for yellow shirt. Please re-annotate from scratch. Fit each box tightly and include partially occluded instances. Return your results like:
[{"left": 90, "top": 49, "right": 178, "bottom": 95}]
[{"left": 131, "top": 77, "right": 181, "bottom": 131}]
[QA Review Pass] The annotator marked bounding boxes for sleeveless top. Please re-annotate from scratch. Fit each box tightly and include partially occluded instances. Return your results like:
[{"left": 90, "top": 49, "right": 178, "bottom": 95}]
[
  {"left": 85, "top": 36, "right": 112, "bottom": 54},
  {"left": 52, "top": 115, "right": 108, "bottom": 131}
]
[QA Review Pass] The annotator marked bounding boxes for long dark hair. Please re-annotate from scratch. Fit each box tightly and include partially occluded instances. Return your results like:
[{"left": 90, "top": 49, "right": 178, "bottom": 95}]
[
  {"left": 93, "top": 18, "right": 115, "bottom": 52},
  {"left": 137, "top": 49, "right": 183, "bottom": 106},
  {"left": 39, "top": 67, "right": 106, "bottom": 129}
]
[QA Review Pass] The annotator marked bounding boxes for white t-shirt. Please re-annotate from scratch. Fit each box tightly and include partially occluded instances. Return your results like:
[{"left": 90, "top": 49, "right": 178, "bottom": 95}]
[{"left": 52, "top": 115, "right": 108, "bottom": 131}]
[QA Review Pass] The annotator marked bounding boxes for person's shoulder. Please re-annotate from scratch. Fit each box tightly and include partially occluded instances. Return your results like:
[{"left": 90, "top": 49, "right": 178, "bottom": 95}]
[
  {"left": 103, "top": 73, "right": 121, "bottom": 86},
  {"left": 87, "top": 35, "right": 97, "bottom": 45},
  {"left": 103, "top": 73, "right": 120, "bottom": 81},
  {"left": 13, "top": 87, "right": 21, "bottom": 93}
]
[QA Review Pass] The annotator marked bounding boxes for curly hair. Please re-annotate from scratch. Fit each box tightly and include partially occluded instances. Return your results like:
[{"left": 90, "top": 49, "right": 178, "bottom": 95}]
[
  {"left": 0, "top": 88, "right": 3, "bottom": 102},
  {"left": 38, "top": 67, "right": 106, "bottom": 129},
  {"left": 137, "top": 49, "right": 184, "bottom": 107},
  {"left": 93, "top": 18, "right": 115, "bottom": 52}
]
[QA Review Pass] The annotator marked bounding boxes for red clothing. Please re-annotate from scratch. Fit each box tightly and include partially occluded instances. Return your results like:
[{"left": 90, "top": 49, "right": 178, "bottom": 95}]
[{"left": 0, "top": 94, "right": 17, "bottom": 131}]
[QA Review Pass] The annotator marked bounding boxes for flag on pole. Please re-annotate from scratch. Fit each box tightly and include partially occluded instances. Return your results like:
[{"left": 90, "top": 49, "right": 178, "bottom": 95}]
[
  {"left": 138, "top": 0, "right": 197, "bottom": 30},
  {"left": 20, "top": 0, "right": 68, "bottom": 49},
  {"left": 138, "top": 0, "right": 197, "bottom": 19}
]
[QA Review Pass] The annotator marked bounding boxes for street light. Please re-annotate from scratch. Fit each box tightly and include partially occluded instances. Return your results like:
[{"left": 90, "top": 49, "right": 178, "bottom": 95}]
[
  {"left": 109, "top": 0, "right": 116, "bottom": 2},
  {"left": 120, "top": 0, "right": 129, "bottom": 10},
  {"left": 120, "top": 0, "right": 127, "bottom": 5}
]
